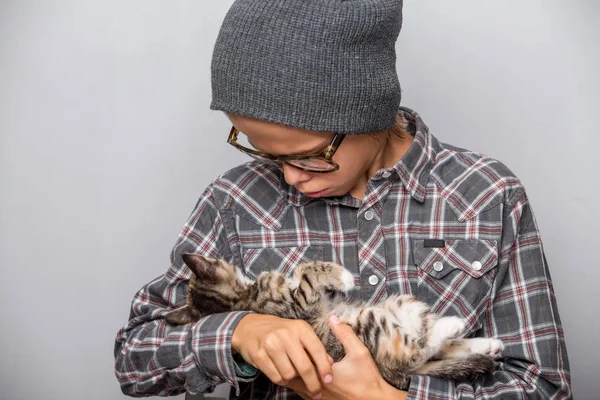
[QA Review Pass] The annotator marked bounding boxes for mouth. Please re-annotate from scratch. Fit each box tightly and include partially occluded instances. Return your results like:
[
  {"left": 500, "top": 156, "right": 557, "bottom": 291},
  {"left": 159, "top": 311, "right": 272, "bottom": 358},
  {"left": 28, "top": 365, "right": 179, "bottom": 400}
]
[{"left": 303, "top": 188, "right": 329, "bottom": 198}]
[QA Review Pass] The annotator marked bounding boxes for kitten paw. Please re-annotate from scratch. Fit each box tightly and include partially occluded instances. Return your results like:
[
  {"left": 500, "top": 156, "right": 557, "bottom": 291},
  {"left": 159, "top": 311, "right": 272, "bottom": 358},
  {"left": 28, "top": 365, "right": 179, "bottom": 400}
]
[
  {"left": 432, "top": 316, "right": 466, "bottom": 340},
  {"left": 469, "top": 338, "right": 504, "bottom": 358},
  {"left": 293, "top": 262, "right": 354, "bottom": 293},
  {"left": 426, "top": 317, "right": 466, "bottom": 356},
  {"left": 340, "top": 268, "right": 355, "bottom": 292}
]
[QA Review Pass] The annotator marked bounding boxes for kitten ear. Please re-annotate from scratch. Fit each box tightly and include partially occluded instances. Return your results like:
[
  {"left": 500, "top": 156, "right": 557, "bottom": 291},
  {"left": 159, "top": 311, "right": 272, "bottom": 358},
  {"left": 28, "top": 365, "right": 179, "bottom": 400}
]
[
  {"left": 182, "top": 253, "right": 218, "bottom": 281},
  {"left": 165, "top": 305, "right": 197, "bottom": 325}
]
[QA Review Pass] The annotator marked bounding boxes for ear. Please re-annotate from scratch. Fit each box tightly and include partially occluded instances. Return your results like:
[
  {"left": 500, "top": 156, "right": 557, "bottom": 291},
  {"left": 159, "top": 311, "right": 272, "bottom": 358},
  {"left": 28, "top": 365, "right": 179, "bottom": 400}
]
[
  {"left": 165, "top": 305, "right": 200, "bottom": 325},
  {"left": 182, "top": 253, "right": 218, "bottom": 281}
]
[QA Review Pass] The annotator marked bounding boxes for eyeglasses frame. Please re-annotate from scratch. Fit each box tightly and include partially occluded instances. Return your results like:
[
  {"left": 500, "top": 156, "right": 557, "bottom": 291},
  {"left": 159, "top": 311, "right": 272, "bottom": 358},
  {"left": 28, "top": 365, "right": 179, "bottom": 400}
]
[{"left": 227, "top": 126, "right": 345, "bottom": 173}]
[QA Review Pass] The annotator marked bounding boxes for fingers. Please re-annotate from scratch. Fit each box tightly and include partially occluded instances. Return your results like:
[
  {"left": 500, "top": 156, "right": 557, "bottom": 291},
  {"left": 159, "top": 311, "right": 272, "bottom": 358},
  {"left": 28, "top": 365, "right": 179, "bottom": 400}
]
[
  {"left": 252, "top": 351, "right": 289, "bottom": 386},
  {"left": 236, "top": 314, "right": 335, "bottom": 397},
  {"left": 301, "top": 332, "right": 333, "bottom": 384},
  {"left": 287, "top": 340, "right": 323, "bottom": 396},
  {"left": 271, "top": 350, "right": 301, "bottom": 386},
  {"left": 263, "top": 336, "right": 298, "bottom": 386},
  {"left": 285, "top": 378, "right": 314, "bottom": 400},
  {"left": 328, "top": 314, "right": 369, "bottom": 357}
]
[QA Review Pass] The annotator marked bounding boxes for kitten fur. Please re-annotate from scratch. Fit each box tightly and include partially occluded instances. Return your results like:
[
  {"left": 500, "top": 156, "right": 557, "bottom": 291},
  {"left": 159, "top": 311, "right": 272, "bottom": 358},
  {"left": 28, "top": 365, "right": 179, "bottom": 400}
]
[{"left": 166, "top": 254, "right": 503, "bottom": 390}]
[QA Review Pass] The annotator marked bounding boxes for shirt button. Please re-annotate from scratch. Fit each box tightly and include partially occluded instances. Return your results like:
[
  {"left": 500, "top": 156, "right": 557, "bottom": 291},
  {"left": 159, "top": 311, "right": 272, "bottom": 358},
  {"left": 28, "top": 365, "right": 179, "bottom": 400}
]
[
  {"left": 364, "top": 210, "right": 374, "bottom": 221},
  {"left": 433, "top": 261, "right": 444, "bottom": 272},
  {"left": 382, "top": 171, "right": 392, "bottom": 178},
  {"left": 368, "top": 275, "right": 379, "bottom": 285},
  {"left": 472, "top": 261, "right": 482, "bottom": 271}
]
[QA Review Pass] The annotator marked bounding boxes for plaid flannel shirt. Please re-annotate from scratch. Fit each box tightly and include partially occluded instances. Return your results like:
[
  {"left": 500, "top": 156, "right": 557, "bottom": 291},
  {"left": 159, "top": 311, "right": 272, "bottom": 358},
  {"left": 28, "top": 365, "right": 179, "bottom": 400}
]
[{"left": 114, "top": 107, "right": 571, "bottom": 399}]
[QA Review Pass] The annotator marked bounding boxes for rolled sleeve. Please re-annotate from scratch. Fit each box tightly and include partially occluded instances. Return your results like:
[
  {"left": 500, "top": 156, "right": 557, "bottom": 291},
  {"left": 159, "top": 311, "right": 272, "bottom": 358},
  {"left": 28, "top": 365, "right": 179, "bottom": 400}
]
[
  {"left": 114, "top": 182, "right": 259, "bottom": 396},
  {"left": 190, "top": 311, "right": 259, "bottom": 395}
]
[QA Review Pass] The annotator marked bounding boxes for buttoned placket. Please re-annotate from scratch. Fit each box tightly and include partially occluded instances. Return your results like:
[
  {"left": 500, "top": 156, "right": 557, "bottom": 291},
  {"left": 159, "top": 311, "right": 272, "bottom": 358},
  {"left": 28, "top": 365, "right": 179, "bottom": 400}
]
[{"left": 355, "top": 171, "right": 394, "bottom": 304}]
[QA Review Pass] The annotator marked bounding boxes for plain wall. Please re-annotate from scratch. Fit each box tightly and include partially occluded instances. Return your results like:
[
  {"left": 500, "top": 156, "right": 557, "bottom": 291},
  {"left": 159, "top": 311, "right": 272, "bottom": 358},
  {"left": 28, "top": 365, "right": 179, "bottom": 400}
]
[{"left": 0, "top": 1, "right": 598, "bottom": 399}]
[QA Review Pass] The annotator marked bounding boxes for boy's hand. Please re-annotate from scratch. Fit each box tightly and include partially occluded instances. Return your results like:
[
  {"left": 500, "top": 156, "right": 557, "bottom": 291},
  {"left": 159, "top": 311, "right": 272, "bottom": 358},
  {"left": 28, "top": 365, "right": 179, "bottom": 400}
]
[
  {"left": 286, "top": 315, "right": 408, "bottom": 400},
  {"left": 232, "top": 314, "right": 333, "bottom": 399}
]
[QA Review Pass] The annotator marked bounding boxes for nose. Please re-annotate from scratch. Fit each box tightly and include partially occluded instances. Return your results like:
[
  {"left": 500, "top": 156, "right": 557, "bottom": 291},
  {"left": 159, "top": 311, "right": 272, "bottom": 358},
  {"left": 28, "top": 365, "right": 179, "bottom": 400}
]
[{"left": 282, "top": 163, "right": 312, "bottom": 186}]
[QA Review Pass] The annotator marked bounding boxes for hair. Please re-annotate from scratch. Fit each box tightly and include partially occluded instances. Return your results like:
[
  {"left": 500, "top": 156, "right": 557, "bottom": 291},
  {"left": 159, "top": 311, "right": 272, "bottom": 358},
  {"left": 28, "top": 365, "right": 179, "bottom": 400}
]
[{"left": 366, "top": 114, "right": 412, "bottom": 143}]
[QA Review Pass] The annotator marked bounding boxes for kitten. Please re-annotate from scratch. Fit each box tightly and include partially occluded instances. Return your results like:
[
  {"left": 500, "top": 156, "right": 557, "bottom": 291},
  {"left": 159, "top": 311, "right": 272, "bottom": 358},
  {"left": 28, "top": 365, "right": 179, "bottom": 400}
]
[{"left": 166, "top": 254, "right": 503, "bottom": 390}]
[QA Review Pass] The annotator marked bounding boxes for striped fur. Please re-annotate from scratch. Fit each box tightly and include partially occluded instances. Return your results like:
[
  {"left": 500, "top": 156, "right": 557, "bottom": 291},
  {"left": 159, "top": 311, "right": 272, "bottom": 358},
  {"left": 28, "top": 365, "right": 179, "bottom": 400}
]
[{"left": 166, "top": 254, "right": 503, "bottom": 390}]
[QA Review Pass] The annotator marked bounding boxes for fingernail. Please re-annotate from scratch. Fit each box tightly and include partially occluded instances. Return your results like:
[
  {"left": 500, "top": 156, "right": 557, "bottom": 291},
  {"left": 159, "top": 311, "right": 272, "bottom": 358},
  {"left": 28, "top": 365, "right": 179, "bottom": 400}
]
[
  {"left": 313, "top": 393, "right": 322, "bottom": 399},
  {"left": 323, "top": 374, "right": 333, "bottom": 383},
  {"left": 329, "top": 315, "right": 340, "bottom": 325}
]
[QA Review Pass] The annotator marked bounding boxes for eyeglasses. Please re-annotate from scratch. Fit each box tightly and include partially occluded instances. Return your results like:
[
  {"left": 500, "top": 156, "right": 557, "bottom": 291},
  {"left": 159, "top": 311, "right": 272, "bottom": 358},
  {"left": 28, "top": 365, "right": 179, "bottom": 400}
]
[{"left": 227, "top": 126, "right": 345, "bottom": 173}]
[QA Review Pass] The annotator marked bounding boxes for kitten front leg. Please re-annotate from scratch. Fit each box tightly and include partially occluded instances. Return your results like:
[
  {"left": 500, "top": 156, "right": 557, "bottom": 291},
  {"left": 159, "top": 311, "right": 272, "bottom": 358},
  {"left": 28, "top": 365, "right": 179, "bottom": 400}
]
[{"left": 292, "top": 262, "right": 355, "bottom": 294}]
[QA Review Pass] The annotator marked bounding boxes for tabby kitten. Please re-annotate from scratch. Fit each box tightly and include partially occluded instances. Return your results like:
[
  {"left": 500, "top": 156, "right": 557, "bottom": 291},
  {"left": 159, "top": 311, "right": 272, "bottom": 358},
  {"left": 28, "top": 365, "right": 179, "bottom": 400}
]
[{"left": 166, "top": 254, "right": 503, "bottom": 390}]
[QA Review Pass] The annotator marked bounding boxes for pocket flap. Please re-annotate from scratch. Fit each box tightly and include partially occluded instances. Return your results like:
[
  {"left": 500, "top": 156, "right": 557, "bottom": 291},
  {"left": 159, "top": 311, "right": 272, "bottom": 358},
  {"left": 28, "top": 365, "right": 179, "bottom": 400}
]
[{"left": 413, "top": 239, "right": 498, "bottom": 279}]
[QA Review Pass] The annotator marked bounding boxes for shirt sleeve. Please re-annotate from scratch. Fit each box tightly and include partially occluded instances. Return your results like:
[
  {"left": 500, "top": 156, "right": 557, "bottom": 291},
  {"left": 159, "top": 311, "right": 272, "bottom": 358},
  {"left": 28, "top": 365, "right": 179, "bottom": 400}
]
[
  {"left": 113, "top": 184, "right": 257, "bottom": 396},
  {"left": 407, "top": 191, "right": 572, "bottom": 399}
]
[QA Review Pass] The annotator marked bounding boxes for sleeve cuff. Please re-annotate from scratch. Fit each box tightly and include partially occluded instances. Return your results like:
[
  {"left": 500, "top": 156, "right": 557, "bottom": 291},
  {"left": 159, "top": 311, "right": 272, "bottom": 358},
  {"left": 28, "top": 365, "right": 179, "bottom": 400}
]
[
  {"left": 189, "top": 311, "right": 258, "bottom": 396},
  {"left": 233, "top": 353, "right": 260, "bottom": 377}
]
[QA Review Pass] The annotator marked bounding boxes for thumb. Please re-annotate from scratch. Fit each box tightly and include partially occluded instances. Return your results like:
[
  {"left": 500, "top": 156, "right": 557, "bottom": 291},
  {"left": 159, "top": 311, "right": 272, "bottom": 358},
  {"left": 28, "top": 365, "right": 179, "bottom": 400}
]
[{"left": 328, "top": 315, "right": 366, "bottom": 355}]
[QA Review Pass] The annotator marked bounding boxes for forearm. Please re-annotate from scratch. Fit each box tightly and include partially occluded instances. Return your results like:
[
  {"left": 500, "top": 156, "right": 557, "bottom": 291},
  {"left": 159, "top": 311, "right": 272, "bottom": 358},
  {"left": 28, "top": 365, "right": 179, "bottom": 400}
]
[
  {"left": 114, "top": 310, "right": 254, "bottom": 396},
  {"left": 407, "top": 195, "right": 571, "bottom": 399},
  {"left": 407, "top": 368, "right": 571, "bottom": 400},
  {"left": 114, "top": 182, "right": 252, "bottom": 395},
  {"left": 405, "top": 274, "right": 571, "bottom": 398},
  {"left": 115, "top": 319, "right": 198, "bottom": 396}
]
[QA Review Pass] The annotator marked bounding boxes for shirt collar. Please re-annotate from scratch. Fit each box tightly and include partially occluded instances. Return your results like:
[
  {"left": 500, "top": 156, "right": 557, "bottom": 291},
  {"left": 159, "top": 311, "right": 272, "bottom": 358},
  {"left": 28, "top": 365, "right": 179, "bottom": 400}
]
[
  {"left": 391, "top": 107, "right": 440, "bottom": 203},
  {"left": 283, "top": 107, "right": 440, "bottom": 206}
]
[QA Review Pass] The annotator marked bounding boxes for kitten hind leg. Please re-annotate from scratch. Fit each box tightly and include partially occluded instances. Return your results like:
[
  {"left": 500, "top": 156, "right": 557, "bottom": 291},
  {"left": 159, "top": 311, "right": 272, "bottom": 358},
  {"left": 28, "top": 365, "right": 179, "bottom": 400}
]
[
  {"left": 383, "top": 296, "right": 467, "bottom": 358},
  {"left": 415, "top": 337, "right": 502, "bottom": 381},
  {"left": 438, "top": 338, "right": 504, "bottom": 359},
  {"left": 382, "top": 295, "right": 434, "bottom": 347},
  {"left": 427, "top": 316, "right": 466, "bottom": 356},
  {"left": 412, "top": 354, "right": 499, "bottom": 381}
]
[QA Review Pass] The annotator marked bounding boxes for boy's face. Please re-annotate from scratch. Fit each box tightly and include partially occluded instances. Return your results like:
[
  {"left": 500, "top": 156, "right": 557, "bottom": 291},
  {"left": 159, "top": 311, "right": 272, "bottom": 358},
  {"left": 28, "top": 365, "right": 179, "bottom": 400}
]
[{"left": 226, "top": 113, "right": 385, "bottom": 200}]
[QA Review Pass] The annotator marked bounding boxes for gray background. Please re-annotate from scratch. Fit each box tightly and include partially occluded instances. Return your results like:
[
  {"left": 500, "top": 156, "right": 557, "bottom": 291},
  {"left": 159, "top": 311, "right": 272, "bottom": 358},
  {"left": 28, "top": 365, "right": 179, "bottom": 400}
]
[{"left": 0, "top": 0, "right": 597, "bottom": 399}]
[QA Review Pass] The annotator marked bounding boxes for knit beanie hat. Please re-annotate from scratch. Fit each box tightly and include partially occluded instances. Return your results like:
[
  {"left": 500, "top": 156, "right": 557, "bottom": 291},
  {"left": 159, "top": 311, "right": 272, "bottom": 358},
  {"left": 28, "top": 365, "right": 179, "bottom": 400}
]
[{"left": 210, "top": 0, "right": 404, "bottom": 135}]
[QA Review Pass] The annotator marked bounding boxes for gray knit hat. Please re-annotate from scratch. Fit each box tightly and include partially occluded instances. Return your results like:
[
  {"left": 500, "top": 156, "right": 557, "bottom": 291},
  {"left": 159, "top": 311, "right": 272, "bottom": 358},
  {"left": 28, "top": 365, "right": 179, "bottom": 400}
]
[{"left": 210, "top": 0, "right": 403, "bottom": 135}]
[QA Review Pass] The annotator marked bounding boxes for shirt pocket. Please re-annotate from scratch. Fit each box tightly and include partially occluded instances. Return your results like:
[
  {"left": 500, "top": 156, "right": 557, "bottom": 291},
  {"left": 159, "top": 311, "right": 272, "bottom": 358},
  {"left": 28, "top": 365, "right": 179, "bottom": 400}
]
[
  {"left": 241, "top": 246, "right": 324, "bottom": 280},
  {"left": 413, "top": 239, "right": 499, "bottom": 335}
]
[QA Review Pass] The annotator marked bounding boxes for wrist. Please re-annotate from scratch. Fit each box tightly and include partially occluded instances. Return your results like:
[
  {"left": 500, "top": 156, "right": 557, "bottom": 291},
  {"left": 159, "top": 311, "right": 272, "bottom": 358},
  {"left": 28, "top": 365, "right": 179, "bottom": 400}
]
[
  {"left": 231, "top": 316, "right": 247, "bottom": 354},
  {"left": 231, "top": 313, "right": 257, "bottom": 354},
  {"left": 378, "top": 379, "right": 408, "bottom": 400}
]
